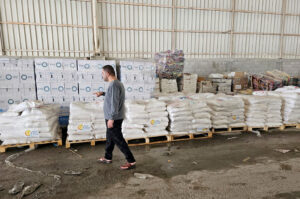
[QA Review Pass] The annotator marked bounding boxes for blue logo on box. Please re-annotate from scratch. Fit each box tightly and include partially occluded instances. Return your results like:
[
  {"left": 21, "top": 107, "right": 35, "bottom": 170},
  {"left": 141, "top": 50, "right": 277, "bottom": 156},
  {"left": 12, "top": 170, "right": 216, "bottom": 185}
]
[
  {"left": 72, "top": 86, "right": 77, "bottom": 92},
  {"left": 44, "top": 86, "right": 50, "bottom": 92},
  {"left": 58, "top": 86, "right": 64, "bottom": 92},
  {"left": 70, "top": 63, "right": 75, "bottom": 68},
  {"left": 127, "top": 87, "right": 133, "bottom": 92},
  {"left": 6, "top": 74, "right": 12, "bottom": 80},
  {"left": 139, "top": 87, "right": 144, "bottom": 92},
  {"left": 21, "top": 74, "right": 27, "bottom": 80},
  {"left": 7, "top": 99, "right": 14, "bottom": 104},
  {"left": 84, "top": 64, "right": 90, "bottom": 69},
  {"left": 98, "top": 87, "right": 104, "bottom": 92},
  {"left": 42, "top": 62, "right": 48, "bottom": 67},
  {"left": 56, "top": 62, "right": 62, "bottom": 68},
  {"left": 96, "top": 64, "right": 103, "bottom": 70},
  {"left": 127, "top": 65, "right": 133, "bottom": 70},
  {"left": 86, "top": 87, "right": 91, "bottom": 92}
]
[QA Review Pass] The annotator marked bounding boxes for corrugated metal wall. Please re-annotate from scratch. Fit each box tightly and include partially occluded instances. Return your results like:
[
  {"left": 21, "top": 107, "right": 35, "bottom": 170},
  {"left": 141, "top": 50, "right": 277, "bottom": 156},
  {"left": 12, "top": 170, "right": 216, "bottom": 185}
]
[{"left": 0, "top": 0, "right": 299, "bottom": 59}]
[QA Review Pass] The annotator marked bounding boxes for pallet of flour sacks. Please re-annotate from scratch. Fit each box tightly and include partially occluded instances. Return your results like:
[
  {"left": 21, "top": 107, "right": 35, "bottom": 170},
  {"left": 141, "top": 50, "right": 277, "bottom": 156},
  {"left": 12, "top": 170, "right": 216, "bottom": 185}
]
[{"left": 0, "top": 101, "right": 62, "bottom": 152}]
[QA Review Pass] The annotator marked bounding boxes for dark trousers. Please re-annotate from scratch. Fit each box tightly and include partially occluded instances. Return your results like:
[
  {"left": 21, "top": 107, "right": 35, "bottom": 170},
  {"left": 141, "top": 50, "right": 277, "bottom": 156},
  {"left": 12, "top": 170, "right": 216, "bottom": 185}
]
[{"left": 104, "top": 119, "right": 136, "bottom": 163}]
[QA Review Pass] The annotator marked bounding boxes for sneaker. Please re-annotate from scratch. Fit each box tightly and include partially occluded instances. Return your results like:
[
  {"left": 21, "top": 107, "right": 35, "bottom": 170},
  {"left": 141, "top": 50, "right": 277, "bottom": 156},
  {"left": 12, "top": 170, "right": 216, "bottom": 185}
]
[
  {"left": 120, "top": 162, "right": 136, "bottom": 170},
  {"left": 97, "top": 157, "right": 112, "bottom": 164}
]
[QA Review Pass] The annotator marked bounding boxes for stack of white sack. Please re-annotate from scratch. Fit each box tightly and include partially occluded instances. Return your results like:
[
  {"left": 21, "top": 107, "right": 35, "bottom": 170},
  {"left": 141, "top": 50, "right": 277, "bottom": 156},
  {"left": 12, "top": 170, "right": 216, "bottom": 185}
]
[
  {"left": 275, "top": 86, "right": 300, "bottom": 124},
  {"left": 188, "top": 98, "right": 212, "bottom": 133},
  {"left": 207, "top": 95, "right": 245, "bottom": 129},
  {"left": 239, "top": 95, "right": 267, "bottom": 127},
  {"left": 0, "top": 101, "right": 60, "bottom": 145},
  {"left": 123, "top": 101, "right": 148, "bottom": 139},
  {"left": 156, "top": 93, "right": 185, "bottom": 101},
  {"left": 144, "top": 99, "right": 169, "bottom": 136},
  {"left": 67, "top": 102, "right": 106, "bottom": 141},
  {"left": 186, "top": 93, "right": 215, "bottom": 100},
  {"left": 253, "top": 91, "right": 283, "bottom": 127},
  {"left": 167, "top": 100, "right": 194, "bottom": 135}
]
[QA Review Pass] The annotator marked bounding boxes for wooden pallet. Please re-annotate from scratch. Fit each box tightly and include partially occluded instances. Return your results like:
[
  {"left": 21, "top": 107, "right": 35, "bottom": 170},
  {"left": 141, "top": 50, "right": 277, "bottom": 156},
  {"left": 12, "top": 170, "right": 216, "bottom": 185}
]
[
  {"left": 265, "top": 125, "right": 285, "bottom": 131},
  {"left": 0, "top": 139, "right": 63, "bottom": 153},
  {"left": 190, "top": 132, "right": 213, "bottom": 139},
  {"left": 170, "top": 132, "right": 212, "bottom": 141},
  {"left": 212, "top": 126, "right": 247, "bottom": 134},
  {"left": 281, "top": 124, "right": 300, "bottom": 130},
  {"left": 65, "top": 138, "right": 106, "bottom": 148},
  {"left": 247, "top": 126, "right": 268, "bottom": 131},
  {"left": 126, "top": 135, "right": 172, "bottom": 146},
  {"left": 169, "top": 133, "right": 193, "bottom": 142}
]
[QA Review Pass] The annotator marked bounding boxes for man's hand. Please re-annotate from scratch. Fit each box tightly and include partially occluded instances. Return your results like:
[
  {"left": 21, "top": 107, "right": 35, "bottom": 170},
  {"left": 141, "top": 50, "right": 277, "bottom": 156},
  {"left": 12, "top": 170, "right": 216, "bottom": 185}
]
[
  {"left": 93, "top": 92, "right": 104, "bottom": 97},
  {"left": 107, "top": 120, "right": 114, "bottom": 128}
]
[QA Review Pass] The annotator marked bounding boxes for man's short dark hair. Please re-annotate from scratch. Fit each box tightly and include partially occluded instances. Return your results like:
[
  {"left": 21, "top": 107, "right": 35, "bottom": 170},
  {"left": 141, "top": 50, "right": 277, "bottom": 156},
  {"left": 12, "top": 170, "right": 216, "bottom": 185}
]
[{"left": 102, "top": 65, "right": 115, "bottom": 76}]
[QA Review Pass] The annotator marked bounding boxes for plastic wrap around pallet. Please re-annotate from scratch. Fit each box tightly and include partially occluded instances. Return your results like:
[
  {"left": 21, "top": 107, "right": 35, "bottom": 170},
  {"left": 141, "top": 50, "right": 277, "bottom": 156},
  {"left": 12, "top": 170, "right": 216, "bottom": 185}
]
[
  {"left": 0, "top": 101, "right": 60, "bottom": 145},
  {"left": 67, "top": 102, "right": 106, "bottom": 141},
  {"left": 123, "top": 100, "right": 148, "bottom": 139},
  {"left": 155, "top": 50, "right": 184, "bottom": 79},
  {"left": 207, "top": 95, "right": 245, "bottom": 129}
]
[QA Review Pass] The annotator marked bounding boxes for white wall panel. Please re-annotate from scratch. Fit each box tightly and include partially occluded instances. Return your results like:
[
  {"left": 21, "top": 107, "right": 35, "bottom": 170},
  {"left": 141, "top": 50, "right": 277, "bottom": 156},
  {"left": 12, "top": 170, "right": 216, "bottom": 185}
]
[{"left": 0, "top": 0, "right": 299, "bottom": 58}]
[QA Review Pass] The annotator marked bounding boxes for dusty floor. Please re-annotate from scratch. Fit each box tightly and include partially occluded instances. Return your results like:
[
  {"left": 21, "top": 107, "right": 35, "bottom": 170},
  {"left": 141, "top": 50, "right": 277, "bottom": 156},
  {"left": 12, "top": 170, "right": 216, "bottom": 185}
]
[{"left": 1, "top": 129, "right": 300, "bottom": 199}]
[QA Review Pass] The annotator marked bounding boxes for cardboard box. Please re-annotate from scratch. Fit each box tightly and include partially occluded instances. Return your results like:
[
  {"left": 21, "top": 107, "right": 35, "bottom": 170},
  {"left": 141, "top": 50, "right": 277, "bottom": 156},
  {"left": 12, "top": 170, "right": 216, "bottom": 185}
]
[
  {"left": 78, "top": 73, "right": 93, "bottom": 82},
  {"left": 233, "top": 72, "right": 249, "bottom": 91},
  {"left": 65, "top": 82, "right": 79, "bottom": 95},
  {"left": 19, "top": 71, "right": 35, "bottom": 83},
  {"left": 51, "top": 82, "right": 65, "bottom": 96},
  {"left": 37, "top": 82, "right": 52, "bottom": 96},
  {"left": 79, "top": 82, "right": 93, "bottom": 96},
  {"left": 35, "top": 58, "right": 51, "bottom": 71},
  {"left": 62, "top": 59, "right": 77, "bottom": 71},
  {"left": 0, "top": 71, "right": 19, "bottom": 82},
  {"left": 91, "top": 83, "right": 106, "bottom": 93},
  {"left": 62, "top": 72, "right": 78, "bottom": 81}
]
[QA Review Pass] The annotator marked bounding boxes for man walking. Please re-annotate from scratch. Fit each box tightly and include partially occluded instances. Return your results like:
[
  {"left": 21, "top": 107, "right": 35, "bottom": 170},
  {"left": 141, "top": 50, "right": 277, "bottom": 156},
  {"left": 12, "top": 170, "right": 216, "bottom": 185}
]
[{"left": 94, "top": 65, "right": 136, "bottom": 170}]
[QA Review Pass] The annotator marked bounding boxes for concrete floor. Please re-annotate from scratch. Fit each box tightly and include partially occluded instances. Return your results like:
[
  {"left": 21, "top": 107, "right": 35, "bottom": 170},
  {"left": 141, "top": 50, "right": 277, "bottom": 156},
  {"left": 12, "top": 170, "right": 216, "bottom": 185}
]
[{"left": 1, "top": 129, "right": 300, "bottom": 199}]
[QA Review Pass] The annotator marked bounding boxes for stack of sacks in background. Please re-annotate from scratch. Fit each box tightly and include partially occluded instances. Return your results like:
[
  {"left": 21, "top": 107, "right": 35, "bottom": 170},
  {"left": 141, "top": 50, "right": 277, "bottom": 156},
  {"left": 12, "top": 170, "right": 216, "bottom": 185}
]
[
  {"left": 167, "top": 100, "right": 194, "bottom": 135},
  {"left": 156, "top": 92, "right": 186, "bottom": 101},
  {"left": 209, "top": 74, "right": 232, "bottom": 94},
  {"left": 123, "top": 101, "right": 148, "bottom": 139},
  {"left": 275, "top": 86, "right": 300, "bottom": 124},
  {"left": 35, "top": 58, "right": 79, "bottom": 126},
  {"left": 144, "top": 99, "right": 169, "bottom": 136},
  {"left": 0, "top": 101, "right": 60, "bottom": 145},
  {"left": 187, "top": 93, "right": 214, "bottom": 132},
  {"left": 67, "top": 102, "right": 106, "bottom": 141},
  {"left": 252, "top": 91, "right": 283, "bottom": 127},
  {"left": 207, "top": 96, "right": 245, "bottom": 129},
  {"left": 0, "top": 58, "right": 36, "bottom": 112},
  {"left": 78, "top": 60, "right": 116, "bottom": 102},
  {"left": 182, "top": 73, "right": 198, "bottom": 93},
  {"left": 120, "top": 61, "right": 156, "bottom": 100},
  {"left": 239, "top": 95, "right": 267, "bottom": 127},
  {"left": 188, "top": 99, "right": 212, "bottom": 133}
]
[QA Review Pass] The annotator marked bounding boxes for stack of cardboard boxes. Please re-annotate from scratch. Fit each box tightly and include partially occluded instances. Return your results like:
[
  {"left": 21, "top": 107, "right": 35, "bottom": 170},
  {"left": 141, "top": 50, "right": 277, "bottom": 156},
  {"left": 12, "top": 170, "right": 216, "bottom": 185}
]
[
  {"left": 77, "top": 60, "right": 116, "bottom": 102},
  {"left": 35, "top": 58, "right": 79, "bottom": 118},
  {"left": 120, "top": 61, "right": 156, "bottom": 100},
  {"left": 0, "top": 58, "right": 36, "bottom": 112}
]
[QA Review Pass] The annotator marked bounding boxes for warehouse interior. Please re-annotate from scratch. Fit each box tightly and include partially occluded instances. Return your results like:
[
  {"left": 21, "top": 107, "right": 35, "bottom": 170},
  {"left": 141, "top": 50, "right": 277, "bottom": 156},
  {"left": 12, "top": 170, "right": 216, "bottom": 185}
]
[{"left": 1, "top": 0, "right": 300, "bottom": 198}]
